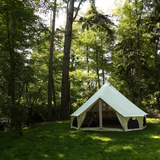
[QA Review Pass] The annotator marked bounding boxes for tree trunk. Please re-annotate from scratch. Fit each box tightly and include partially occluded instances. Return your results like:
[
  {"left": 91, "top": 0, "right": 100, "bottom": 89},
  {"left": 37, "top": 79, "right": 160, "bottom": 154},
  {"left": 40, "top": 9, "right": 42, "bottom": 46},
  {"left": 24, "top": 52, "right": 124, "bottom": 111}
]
[
  {"left": 154, "top": 39, "right": 160, "bottom": 110},
  {"left": 135, "top": 0, "right": 142, "bottom": 108},
  {"left": 60, "top": 0, "right": 74, "bottom": 120},
  {"left": 137, "top": 53, "right": 142, "bottom": 107},
  {"left": 96, "top": 53, "right": 100, "bottom": 89},
  {"left": 86, "top": 25, "right": 91, "bottom": 95},
  {"left": 86, "top": 45, "right": 91, "bottom": 93},
  {"left": 26, "top": 82, "right": 28, "bottom": 103},
  {"left": 48, "top": 0, "right": 57, "bottom": 121},
  {"left": 129, "top": 41, "right": 135, "bottom": 103},
  {"left": 130, "top": 65, "right": 134, "bottom": 103},
  {"left": 60, "top": 0, "right": 83, "bottom": 120},
  {"left": 101, "top": 41, "right": 105, "bottom": 85},
  {"left": 52, "top": 78, "right": 57, "bottom": 119},
  {"left": 157, "top": 98, "right": 160, "bottom": 110},
  {"left": 7, "top": 1, "right": 23, "bottom": 137},
  {"left": 6, "top": 5, "right": 15, "bottom": 106},
  {"left": 95, "top": 39, "right": 100, "bottom": 89}
]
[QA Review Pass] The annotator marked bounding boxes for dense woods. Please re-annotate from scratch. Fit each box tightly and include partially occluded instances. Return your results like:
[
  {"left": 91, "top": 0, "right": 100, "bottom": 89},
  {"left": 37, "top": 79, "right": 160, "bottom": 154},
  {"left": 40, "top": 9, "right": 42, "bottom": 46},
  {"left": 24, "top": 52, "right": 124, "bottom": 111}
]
[{"left": 0, "top": 0, "right": 160, "bottom": 135}]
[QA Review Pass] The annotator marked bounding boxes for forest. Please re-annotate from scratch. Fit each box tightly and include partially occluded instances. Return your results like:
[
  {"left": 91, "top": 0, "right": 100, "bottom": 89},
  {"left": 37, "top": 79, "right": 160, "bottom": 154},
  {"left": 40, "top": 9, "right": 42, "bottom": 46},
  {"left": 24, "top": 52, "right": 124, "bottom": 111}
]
[{"left": 0, "top": 0, "right": 160, "bottom": 136}]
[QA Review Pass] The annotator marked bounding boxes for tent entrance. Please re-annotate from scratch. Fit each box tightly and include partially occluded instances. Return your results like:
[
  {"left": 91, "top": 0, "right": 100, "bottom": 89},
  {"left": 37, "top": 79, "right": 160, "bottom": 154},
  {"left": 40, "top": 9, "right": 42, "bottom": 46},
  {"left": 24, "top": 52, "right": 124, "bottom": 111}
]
[
  {"left": 81, "top": 101, "right": 100, "bottom": 128},
  {"left": 81, "top": 99, "right": 122, "bottom": 129},
  {"left": 102, "top": 101, "right": 123, "bottom": 129}
]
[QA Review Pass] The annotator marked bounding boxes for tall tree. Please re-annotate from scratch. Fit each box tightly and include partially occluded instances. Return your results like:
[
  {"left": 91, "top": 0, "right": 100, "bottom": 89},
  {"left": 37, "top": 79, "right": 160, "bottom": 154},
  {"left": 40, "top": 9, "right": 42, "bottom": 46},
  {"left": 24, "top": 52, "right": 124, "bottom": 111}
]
[
  {"left": 78, "top": 5, "right": 115, "bottom": 89},
  {"left": 110, "top": 0, "right": 145, "bottom": 104},
  {"left": 110, "top": 0, "right": 160, "bottom": 111},
  {"left": 0, "top": 0, "right": 48, "bottom": 135},
  {"left": 135, "top": 0, "right": 142, "bottom": 108},
  {"left": 145, "top": 0, "right": 160, "bottom": 110},
  {"left": 48, "top": 0, "right": 57, "bottom": 121},
  {"left": 60, "top": 0, "right": 85, "bottom": 120}
]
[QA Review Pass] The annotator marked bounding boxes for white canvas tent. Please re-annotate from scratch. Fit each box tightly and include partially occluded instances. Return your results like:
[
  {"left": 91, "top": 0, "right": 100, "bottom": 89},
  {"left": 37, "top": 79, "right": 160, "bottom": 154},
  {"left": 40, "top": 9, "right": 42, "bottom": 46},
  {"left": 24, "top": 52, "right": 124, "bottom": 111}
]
[{"left": 70, "top": 82, "right": 148, "bottom": 131}]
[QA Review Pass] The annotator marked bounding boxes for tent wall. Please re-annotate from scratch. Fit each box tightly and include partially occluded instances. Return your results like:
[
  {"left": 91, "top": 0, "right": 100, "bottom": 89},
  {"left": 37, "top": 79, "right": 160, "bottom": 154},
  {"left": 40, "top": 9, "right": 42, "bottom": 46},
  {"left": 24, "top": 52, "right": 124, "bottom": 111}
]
[
  {"left": 71, "top": 98, "right": 147, "bottom": 132},
  {"left": 71, "top": 113, "right": 86, "bottom": 130},
  {"left": 137, "top": 117, "right": 145, "bottom": 128},
  {"left": 116, "top": 113, "right": 147, "bottom": 131},
  {"left": 116, "top": 113, "right": 128, "bottom": 131},
  {"left": 77, "top": 112, "right": 86, "bottom": 129},
  {"left": 143, "top": 116, "right": 146, "bottom": 126}
]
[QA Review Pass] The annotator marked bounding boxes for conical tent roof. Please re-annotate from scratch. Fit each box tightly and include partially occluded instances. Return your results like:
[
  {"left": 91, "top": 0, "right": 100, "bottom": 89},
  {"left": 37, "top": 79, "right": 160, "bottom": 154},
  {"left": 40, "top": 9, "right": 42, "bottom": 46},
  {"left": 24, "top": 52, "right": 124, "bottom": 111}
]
[{"left": 71, "top": 82, "right": 147, "bottom": 117}]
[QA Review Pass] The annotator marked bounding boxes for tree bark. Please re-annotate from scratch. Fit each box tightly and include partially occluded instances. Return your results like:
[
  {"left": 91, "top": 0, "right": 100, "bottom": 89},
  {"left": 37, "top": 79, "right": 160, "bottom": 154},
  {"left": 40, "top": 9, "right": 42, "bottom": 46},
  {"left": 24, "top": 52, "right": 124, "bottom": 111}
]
[
  {"left": 96, "top": 50, "right": 100, "bottom": 89},
  {"left": 135, "top": 0, "right": 142, "bottom": 108},
  {"left": 86, "top": 25, "right": 91, "bottom": 95},
  {"left": 60, "top": 0, "right": 74, "bottom": 120},
  {"left": 130, "top": 64, "right": 134, "bottom": 103},
  {"left": 101, "top": 40, "right": 105, "bottom": 85},
  {"left": 154, "top": 40, "right": 160, "bottom": 110},
  {"left": 6, "top": 5, "right": 15, "bottom": 106},
  {"left": 48, "top": 0, "right": 57, "bottom": 121},
  {"left": 95, "top": 37, "right": 100, "bottom": 89},
  {"left": 52, "top": 77, "right": 57, "bottom": 119},
  {"left": 86, "top": 45, "right": 91, "bottom": 93},
  {"left": 60, "top": 0, "right": 83, "bottom": 120}
]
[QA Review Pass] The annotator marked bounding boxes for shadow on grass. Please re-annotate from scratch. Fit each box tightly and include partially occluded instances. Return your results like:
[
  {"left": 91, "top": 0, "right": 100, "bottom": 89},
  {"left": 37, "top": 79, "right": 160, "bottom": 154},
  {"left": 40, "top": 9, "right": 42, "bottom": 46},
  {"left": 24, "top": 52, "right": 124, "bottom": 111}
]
[{"left": 0, "top": 119, "right": 160, "bottom": 160}]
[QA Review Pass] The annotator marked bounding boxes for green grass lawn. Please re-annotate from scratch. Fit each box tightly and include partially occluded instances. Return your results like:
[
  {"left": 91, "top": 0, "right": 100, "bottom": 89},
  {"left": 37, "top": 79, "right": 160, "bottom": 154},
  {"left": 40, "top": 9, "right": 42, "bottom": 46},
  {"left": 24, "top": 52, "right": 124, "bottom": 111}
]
[{"left": 0, "top": 118, "right": 160, "bottom": 160}]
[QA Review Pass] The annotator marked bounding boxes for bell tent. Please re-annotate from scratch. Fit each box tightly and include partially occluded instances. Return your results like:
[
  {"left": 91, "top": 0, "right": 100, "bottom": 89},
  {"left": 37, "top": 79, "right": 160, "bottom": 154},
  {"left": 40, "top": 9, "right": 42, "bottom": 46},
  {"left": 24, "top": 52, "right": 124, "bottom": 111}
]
[{"left": 70, "top": 82, "right": 147, "bottom": 132}]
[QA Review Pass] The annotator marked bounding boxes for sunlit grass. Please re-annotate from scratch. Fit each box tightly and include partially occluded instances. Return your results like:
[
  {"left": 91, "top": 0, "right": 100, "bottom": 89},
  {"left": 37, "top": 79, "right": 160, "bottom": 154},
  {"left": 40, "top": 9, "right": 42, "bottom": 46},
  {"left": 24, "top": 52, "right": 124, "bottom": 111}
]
[
  {"left": 122, "top": 145, "right": 132, "bottom": 150},
  {"left": 147, "top": 118, "right": 160, "bottom": 123},
  {"left": 43, "top": 154, "right": 49, "bottom": 158},
  {"left": 90, "top": 135, "right": 112, "bottom": 142},
  {"left": 58, "top": 153, "right": 64, "bottom": 158},
  {"left": 151, "top": 135, "right": 160, "bottom": 139},
  {"left": 0, "top": 118, "right": 160, "bottom": 160}
]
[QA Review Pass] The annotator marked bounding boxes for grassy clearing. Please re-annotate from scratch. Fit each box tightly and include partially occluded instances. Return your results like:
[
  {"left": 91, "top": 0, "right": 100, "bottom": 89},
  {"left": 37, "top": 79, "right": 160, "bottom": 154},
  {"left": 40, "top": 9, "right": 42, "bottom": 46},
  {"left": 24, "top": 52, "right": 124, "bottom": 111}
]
[{"left": 0, "top": 118, "right": 160, "bottom": 160}]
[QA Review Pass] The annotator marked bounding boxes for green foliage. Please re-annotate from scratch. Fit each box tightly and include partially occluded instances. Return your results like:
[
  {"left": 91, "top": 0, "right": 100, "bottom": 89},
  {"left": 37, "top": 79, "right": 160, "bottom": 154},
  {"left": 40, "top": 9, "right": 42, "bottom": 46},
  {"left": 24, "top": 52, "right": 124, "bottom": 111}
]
[
  {"left": 109, "top": 0, "right": 160, "bottom": 110},
  {"left": 0, "top": 0, "right": 49, "bottom": 136},
  {"left": 68, "top": 21, "right": 114, "bottom": 113},
  {"left": 80, "top": 6, "right": 115, "bottom": 35},
  {"left": 29, "top": 31, "right": 64, "bottom": 120},
  {"left": 0, "top": 0, "right": 160, "bottom": 129},
  {"left": 1, "top": 99, "right": 28, "bottom": 136}
]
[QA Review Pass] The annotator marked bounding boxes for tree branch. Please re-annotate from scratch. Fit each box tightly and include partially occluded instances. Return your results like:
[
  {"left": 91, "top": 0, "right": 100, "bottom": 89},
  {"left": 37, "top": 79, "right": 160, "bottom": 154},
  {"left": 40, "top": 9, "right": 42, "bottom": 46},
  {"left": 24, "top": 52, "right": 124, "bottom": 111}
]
[{"left": 73, "top": 0, "right": 83, "bottom": 21}]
